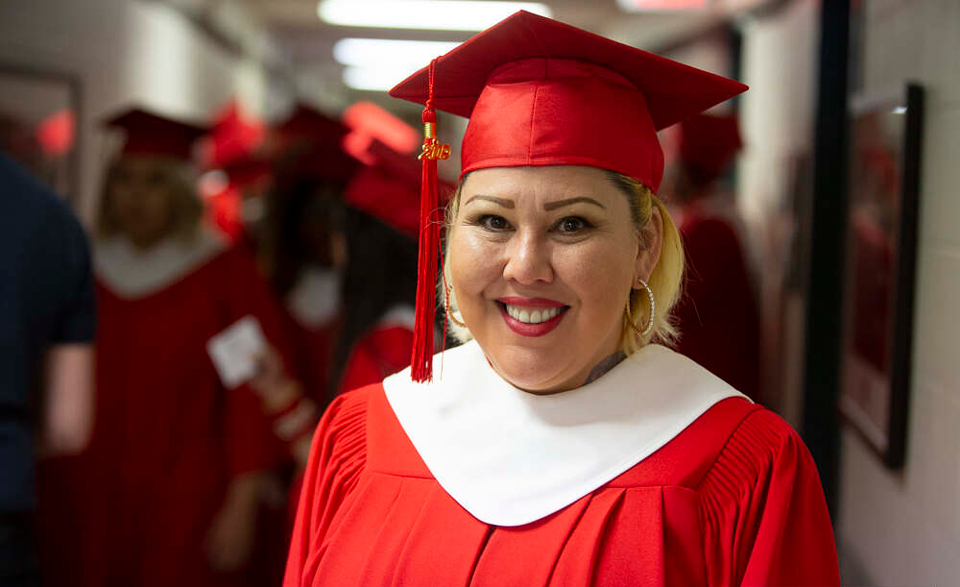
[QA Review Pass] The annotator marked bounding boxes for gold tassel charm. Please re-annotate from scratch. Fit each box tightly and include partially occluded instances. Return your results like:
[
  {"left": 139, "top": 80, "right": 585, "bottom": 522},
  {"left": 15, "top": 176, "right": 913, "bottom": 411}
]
[{"left": 419, "top": 121, "right": 451, "bottom": 161}]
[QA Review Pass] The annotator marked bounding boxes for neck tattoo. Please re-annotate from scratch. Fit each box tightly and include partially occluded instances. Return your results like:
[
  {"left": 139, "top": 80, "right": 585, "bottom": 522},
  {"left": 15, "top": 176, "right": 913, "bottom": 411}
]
[{"left": 584, "top": 351, "right": 627, "bottom": 385}]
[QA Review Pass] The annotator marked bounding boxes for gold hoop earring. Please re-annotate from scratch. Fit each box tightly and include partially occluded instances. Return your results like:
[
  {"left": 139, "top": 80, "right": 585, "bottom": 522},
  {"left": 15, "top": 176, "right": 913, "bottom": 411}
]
[
  {"left": 444, "top": 283, "right": 468, "bottom": 328},
  {"left": 626, "top": 278, "right": 656, "bottom": 337}
]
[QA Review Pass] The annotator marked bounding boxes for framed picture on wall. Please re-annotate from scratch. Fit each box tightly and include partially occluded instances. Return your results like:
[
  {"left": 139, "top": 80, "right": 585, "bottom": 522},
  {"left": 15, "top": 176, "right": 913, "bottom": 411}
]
[
  {"left": 0, "top": 66, "right": 82, "bottom": 203},
  {"left": 839, "top": 83, "right": 924, "bottom": 470}
]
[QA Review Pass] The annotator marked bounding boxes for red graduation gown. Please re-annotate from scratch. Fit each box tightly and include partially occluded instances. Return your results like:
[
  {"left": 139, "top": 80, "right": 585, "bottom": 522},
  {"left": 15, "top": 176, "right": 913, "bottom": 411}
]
[
  {"left": 676, "top": 204, "right": 761, "bottom": 400},
  {"left": 337, "top": 324, "right": 414, "bottom": 395},
  {"left": 284, "top": 386, "right": 839, "bottom": 586},
  {"left": 71, "top": 246, "right": 289, "bottom": 587},
  {"left": 283, "top": 312, "right": 340, "bottom": 404}
]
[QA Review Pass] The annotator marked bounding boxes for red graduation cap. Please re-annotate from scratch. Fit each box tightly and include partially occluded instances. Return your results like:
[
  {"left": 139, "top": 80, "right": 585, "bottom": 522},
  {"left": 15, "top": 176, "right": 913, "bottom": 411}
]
[
  {"left": 202, "top": 100, "right": 266, "bottom": 170},
  {"left": 105, "top": 107, "right": 207, "bottom": 161},
  {"left": 345, "top": 139, "right": 452, "bottom": 240},
  {"left": 677, "top": 113, "right": 743, "bottom": 181},
  {"left": 276, "top": 104, "right": 357, "bottom": 183},
  {"left": 389, "top": 10, "right": 748, "bottom": 381}
]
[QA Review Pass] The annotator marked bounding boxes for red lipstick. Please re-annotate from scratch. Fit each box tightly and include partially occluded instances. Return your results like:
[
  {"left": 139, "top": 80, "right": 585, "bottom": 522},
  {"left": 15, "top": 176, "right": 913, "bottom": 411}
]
[{"left": 496, "top": 298, "right": 568, "bottom": 337}]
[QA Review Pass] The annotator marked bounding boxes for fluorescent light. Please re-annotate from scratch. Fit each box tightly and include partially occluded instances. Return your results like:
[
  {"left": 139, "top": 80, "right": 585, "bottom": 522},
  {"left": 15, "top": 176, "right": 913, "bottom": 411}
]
[
  {"left": 342, "top": 66, "right": 412, "bottom": 92},
  {"left": 892, "top": 105, "right": 908, "bottom": 115},
  {"left": 318, "top": 0, "right": 552, "bottom": 31},
  {"left": 333, "top": 38, "right": 460, "bottom": 67},
  {"left": 616, "top": 0, "right": 707, "bottom": 11}
]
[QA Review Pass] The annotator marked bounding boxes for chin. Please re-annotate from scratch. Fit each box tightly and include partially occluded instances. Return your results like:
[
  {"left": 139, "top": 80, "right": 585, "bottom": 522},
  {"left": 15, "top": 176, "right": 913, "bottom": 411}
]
[{"left": 487, "top": 345, "right": 577, "bottom": 393}]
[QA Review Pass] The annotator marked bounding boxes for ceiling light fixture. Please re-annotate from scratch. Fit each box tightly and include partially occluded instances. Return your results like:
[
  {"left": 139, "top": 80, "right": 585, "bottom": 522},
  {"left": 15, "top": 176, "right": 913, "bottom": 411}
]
[
  {"left": 318, "top": 0, "right": 552, "bottom": 31},
  {"left": 333, "top": 38, "right": 460, "bottom": 68},
  {"left": 342, "top": 66, "right": 412, "bottom": 92}
]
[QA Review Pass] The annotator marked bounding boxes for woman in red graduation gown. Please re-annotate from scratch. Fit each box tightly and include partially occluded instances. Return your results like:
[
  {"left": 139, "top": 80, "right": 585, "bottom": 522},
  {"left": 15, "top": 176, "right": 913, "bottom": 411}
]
[
  {"left": 668, "top": 114, "right": 762, "bottom": 400},
  {"left": 284, "top": 12, "right": 840, "bottom": 587},
  {"left": 75, "top": 108, "right": 291, "bottom": 587}
]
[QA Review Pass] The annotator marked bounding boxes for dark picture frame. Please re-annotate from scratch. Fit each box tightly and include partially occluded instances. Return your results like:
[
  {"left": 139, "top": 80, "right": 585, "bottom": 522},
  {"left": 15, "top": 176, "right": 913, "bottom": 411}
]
[
  {"left": 0, "top": 65, "right": 82, "bottom": 203},
  {"left": 839, "top": 83, "right": 923, "bottom": 470}
]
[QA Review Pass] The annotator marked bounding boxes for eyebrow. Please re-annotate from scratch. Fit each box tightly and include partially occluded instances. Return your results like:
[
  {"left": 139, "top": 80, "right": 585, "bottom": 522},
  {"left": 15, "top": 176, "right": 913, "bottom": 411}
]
[
  {"left": 543, "top": 197, "right": 606, "bottom": 211},
  {"left": 464, "top": 195, "right": 515, "bottom": 208}
]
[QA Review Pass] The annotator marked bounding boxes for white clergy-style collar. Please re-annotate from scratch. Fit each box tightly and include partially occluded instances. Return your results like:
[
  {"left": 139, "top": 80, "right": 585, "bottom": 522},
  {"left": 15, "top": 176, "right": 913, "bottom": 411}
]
[
  {"left": 95, "top": 233, "right": 225, "bottom": 299},
  {"left": 286, "top": 266, "right": 341, "bottom": 329},
  {"left": 382, "top": 340, "right": 747, "bottom": 527}
]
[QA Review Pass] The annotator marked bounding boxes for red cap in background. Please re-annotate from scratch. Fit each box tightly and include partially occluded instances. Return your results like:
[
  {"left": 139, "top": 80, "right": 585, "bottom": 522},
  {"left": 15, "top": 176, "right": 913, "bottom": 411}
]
[
  {"left": 201, "top": 100, "right": 266, "bottom": 170},
  {"left": 344, "top": 139, "right": 453, "bottom": 240},
  {"left": 104, "top": 107, "right": 207, "bottom": 161},
  {"left": 677, "top": 113, "right": 743, "bottom": 182},
  {"left": 276, "top": 103, "right": 358, "bottom": 183},
  {"left": 342, "top": 100, "right": 420, "bottom": 164}
]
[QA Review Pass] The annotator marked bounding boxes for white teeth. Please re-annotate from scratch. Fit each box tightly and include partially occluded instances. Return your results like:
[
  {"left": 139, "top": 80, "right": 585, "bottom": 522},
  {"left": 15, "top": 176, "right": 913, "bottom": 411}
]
[{"left": 504, "top": 304, "right": 562, "bottom": 324}]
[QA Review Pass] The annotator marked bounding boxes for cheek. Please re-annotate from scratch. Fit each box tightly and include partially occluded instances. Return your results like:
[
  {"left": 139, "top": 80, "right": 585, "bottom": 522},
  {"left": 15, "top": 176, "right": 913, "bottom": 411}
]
[
  {"left": 143, "top": 189, "right": 174, "bottom": 223},
  {"left": 448, "top": 228, "right": 502, "bottom": 297},
  {"left": 556, "top": 240, "right": 634, "bottom": 313}
]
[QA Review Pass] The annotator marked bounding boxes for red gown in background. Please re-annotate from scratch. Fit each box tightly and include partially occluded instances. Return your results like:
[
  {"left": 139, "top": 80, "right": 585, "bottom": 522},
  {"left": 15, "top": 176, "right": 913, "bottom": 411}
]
[
  {"left": 676, "top": 201, "right": 761, "bottom": 400},
  {"left": 285, "top": 309, "right": 414, "bottom": 523},
  {"left": 284, "top": 384, "right": 839, "bottom": 586},
  {"left": 71, "top": 238, "right": 291, "bottom": 587},
  {"left": 281, "top": 268, "right": 343, "bottom": 404},
  {"left": 337, "top": 306, "right": 415, "bottom": 395}
]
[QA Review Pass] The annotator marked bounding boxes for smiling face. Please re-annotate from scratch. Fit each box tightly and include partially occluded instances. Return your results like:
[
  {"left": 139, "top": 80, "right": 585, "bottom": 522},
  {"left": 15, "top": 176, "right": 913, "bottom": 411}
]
[{"left": 447, "top": 165, "right": 662, "bottom": 393}]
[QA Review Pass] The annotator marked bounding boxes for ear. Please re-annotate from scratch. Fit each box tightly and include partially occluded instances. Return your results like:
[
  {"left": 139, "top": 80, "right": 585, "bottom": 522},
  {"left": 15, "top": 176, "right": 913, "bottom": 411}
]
[{"left": 633, "top": 205, "right": 663, "bottom": 286}]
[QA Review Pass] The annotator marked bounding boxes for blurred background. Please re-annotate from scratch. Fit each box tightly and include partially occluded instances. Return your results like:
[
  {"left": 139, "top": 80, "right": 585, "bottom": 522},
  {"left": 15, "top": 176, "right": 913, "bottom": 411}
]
[{"left": 1, "top": 0, "right": 957, "bottom": 585}]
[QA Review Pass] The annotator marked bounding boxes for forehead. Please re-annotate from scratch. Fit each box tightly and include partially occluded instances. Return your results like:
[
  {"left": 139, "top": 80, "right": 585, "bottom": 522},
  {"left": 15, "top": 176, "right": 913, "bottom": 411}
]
[{"left": 461, "top": 166, "right": 621, "bottom": 203}]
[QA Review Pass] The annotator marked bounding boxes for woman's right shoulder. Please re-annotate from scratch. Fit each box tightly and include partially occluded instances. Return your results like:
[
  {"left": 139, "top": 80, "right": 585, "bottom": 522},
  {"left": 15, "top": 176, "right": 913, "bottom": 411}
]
[{"left": 308, "top": 384, "right": 379, "bottom": 470}]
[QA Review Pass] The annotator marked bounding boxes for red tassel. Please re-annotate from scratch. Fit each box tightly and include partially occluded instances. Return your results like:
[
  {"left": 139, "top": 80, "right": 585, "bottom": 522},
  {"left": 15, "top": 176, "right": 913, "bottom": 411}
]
[{"left": 410, "top": 59, "right": 450, "bottom": 382}]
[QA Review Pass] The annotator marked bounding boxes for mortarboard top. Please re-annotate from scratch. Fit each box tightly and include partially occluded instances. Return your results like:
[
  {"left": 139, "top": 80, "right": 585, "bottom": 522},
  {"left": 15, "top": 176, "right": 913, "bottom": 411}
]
[
  {"left": 390, "top": 10, "right": 747, "bottom": 193},
  {"left": 105, "top": 107, "right": 207, "bottom": 161},
  {"left": 677, "top": 113, "right": 743, "bottom": 181}
]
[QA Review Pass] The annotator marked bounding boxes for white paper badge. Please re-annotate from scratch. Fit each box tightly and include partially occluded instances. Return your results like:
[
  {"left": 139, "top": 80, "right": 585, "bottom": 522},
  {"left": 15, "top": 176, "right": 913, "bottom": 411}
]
[{"left": 206, "top": 315, "right": 267, "bottom": 389}]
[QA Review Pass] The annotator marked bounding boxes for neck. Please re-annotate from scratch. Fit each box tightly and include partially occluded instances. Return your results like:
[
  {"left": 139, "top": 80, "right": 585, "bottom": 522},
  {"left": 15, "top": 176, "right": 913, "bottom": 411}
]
[{"left": 582, "top": 350, "right": 627, "bottom": 386}]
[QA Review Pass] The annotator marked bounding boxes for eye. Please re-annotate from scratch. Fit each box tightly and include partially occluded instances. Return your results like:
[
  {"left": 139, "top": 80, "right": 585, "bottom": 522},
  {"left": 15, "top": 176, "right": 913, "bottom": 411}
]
[
  {"left": 554, "top": 216, "right": 592, "bottom": 233},
  {"left": 477, "top": 214, "right": 511, "bottom": 231}
]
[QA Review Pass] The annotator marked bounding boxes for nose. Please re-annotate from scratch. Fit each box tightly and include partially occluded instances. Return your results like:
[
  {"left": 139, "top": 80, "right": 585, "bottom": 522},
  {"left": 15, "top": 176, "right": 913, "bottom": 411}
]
[{"left": 502, "top": 228, "right": 553, "bottom": 285}]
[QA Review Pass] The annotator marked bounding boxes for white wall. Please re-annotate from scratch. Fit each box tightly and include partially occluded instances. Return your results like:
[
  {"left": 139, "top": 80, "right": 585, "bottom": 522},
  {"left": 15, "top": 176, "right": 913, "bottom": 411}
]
[
  {"left": 837, "top": 0, "right": 960, "bottom": 585},
  {"left": 0, "top": 0, "right": 279, "bottom": 223},
  {"left": 736, "top": 0, "right": 820, "bottom": 423}
]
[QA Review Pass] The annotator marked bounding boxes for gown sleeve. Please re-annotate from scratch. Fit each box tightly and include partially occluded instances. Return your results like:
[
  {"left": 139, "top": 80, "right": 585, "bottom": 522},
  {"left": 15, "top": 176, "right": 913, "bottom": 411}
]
[
  {"left": 284, "top": 386, "right": 370, "bottom": 587},
  {"left": 699, "top": 408, "right": 840, "bottom": 587}
]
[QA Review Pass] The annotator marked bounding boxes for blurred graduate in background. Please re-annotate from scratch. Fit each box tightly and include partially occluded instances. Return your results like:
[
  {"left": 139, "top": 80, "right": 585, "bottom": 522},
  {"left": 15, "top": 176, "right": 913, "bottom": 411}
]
[
  {"left": 39, "top": 107, "right": 296, "bottom": 587},
  {"left": 260, "top": 104, "right": 357, "bottom": 408},
  {"left": 668, "top": 114, "right": 761, "bottom": 401}
]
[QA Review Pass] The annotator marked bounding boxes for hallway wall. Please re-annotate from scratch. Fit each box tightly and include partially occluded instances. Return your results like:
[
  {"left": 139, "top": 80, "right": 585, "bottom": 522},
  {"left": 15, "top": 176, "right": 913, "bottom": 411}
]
[
  {"left": 0, "top": 0, "right": 281, "bottom": 223},
  {"left": 837, "top": 0, "right": 960, "bottom": 584}
]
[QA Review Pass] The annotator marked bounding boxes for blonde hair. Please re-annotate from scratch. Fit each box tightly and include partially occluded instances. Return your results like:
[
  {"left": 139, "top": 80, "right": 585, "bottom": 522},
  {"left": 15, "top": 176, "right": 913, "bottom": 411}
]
[
  {"left": 441, "top": 169, "right": 685, "bottom": 356},
  {"left": 95, "top": 156, "right": 203, "bottom": 243}
]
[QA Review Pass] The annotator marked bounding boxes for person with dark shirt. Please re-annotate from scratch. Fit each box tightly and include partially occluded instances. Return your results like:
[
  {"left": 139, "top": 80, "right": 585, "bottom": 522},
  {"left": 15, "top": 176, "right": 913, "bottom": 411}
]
[{"left": 0, "top": 152, "right": 96, "bottom": 586}]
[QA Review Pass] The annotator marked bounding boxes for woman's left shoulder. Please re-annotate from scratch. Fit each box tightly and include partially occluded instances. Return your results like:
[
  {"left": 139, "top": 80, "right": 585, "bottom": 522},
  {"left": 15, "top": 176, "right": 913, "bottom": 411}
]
[{"left": 695, "top": 401, "right": 821, "bottom": 497}]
